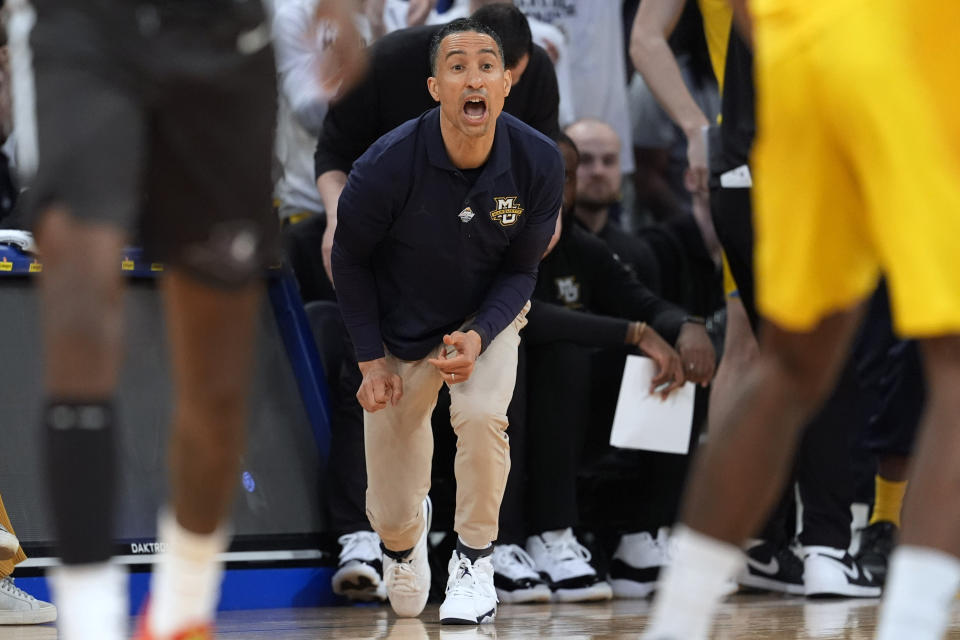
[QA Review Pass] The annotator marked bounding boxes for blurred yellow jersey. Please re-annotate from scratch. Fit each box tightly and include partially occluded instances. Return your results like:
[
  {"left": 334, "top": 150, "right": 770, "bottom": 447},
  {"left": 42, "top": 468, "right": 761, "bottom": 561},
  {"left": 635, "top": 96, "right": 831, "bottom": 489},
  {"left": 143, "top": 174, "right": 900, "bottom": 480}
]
[
  {"left": 751, "top": 0, "right": 960, "bottom": 336},
  {"left": 697, "top": 0, "right": 733, "bottom": 92}
]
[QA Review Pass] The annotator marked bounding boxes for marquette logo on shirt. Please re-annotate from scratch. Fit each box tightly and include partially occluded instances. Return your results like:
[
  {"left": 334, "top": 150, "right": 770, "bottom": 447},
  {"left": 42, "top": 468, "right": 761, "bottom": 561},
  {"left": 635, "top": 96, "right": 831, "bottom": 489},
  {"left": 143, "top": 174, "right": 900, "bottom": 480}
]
[
  {"left": 490, "top": 196, "right": 524, "bottom": 227},
  {"left": 555, "top": 276, "right": 582, "bottom": 307}
]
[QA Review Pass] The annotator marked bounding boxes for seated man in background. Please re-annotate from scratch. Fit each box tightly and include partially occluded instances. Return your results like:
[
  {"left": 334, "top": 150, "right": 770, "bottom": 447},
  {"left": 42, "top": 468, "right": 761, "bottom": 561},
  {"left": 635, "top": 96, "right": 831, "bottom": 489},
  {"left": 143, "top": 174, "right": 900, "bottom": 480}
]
[
  {"left": 522, "top": 134, "right": 715, "bottom": 601},
  {"left": 0, "top": 492, "right": 56, "bottom": 624},
  {"left": 563, "top": 119, "right": 660, "bottom": 286}
]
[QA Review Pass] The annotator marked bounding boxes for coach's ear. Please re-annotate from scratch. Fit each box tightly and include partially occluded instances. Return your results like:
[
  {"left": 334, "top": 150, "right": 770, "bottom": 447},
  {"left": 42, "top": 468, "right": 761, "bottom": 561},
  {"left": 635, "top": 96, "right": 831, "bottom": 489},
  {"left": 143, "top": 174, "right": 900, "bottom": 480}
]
[{"left": 427, "top": 76, "right": 440, "bottom": 103}]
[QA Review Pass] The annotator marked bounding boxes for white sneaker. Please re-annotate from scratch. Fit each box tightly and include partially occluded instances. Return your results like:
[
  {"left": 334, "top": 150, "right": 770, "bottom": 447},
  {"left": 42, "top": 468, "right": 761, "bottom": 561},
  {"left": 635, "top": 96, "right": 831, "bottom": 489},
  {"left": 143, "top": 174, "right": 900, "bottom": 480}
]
[
  {"left": 332, "top": 531, "right": 387, "bottom": 602},
  {"left": 383, "top": 497, "right": 433, "bottom": 617},
  {"left": 490, "top": 545, "right": 551, "bottom": 603},
  {"left": 0, "top": 524, "right": 18, "bottom": 562},
  {"left": 526, "top": 528, "right": 612, "bottom": 602},
  {"left": 439, "top": 551, "right": 497, "bottom": 625},
  {"left": 803, "top": 545, "right": 881, "bottom": 598},
  {"left": 609, "top": 529, "right": 669, "bottom": 598},
  {"left": 0, "top": 577, "right": 57, "bottom": 625}
]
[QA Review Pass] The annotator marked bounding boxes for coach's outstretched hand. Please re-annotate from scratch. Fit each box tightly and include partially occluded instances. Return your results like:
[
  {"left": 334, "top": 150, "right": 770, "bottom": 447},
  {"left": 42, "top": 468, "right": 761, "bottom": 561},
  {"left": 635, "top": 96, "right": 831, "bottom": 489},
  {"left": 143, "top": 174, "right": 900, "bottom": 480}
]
[
  {"left": 428, "top": 331, "right": 482, "bottom": 385},
  {"left": 357, "top": 358, "right": 404, "bottom": 412}
]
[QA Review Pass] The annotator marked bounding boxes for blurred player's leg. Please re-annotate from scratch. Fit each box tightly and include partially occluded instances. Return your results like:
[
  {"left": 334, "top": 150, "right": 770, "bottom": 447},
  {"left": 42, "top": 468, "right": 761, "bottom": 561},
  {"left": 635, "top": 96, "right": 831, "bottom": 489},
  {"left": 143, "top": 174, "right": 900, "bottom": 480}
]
[
  {"left": 878, "top": 337, "right": 960, "bottom": 640},
  {"left": 642, "top": 310, "right": 863, "bottom": 639},
  {"left": 140, "top": 271, "right": 262, "bottom": 639},
  {"left": 38, "top": 210, "right": 128, "bottom": 640}
]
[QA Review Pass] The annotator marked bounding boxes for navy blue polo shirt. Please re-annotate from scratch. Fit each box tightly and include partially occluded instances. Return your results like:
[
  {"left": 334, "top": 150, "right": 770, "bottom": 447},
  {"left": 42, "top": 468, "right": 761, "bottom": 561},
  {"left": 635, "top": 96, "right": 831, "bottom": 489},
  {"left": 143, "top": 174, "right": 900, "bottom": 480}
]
[{"left": 332, "top": 106, "right": 564, "bottom": 362}]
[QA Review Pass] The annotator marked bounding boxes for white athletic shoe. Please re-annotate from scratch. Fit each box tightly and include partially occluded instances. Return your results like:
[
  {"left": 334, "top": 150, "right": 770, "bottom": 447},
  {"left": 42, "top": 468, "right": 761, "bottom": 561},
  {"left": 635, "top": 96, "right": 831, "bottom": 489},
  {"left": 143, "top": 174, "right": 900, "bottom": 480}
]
[
  {"left": 526, "top": 528, "right": 612, "bottom": 602},
  {"left": 0, "top": 524, "right": 18, "bottom": 562},
  {"left": 609, "top": 529, "right": 670, "bottom": 598},
  {"left": 439, "top": 551, "right": 498, "bottom": 625},
  {"left": 383, "top": 497, "right": 433, "bottom": 617},
  {"left": 803, "top": 545, "right": 881, "bottom": 598},
  {"left": 490, "top": 544, "right": 551, "bottom": 603},
  {"left": 0, "top": 577, "right": 57, "bottom": 625},
  {"left": 333, "top": 531, "right": 387, "bottom": 602}
]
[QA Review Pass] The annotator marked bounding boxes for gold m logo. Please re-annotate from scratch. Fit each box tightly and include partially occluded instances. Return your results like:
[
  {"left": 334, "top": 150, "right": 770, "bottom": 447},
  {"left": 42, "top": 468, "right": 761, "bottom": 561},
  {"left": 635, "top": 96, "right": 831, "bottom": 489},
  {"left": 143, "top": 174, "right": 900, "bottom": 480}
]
[{"left": 490, "top": 196, "right": 524, "bottom": 227}]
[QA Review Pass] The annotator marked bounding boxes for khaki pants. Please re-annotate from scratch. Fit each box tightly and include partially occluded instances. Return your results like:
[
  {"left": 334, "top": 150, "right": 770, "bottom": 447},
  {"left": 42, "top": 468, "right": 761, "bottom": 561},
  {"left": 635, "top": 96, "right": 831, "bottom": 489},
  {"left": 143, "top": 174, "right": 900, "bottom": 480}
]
[
  {"left": 0, "top": 493, "right": 27, "bottom": 578},
  {"left": 365, "top": 304, "right": 529, "bottom": 551}
]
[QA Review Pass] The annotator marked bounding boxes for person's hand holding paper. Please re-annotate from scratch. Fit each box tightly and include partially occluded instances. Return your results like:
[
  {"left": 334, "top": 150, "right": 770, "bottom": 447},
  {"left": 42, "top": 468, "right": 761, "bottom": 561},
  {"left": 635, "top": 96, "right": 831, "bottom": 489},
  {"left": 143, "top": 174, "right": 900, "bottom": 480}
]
[{"left": 627, "top": 321, "right": 685, "bottom": 398}]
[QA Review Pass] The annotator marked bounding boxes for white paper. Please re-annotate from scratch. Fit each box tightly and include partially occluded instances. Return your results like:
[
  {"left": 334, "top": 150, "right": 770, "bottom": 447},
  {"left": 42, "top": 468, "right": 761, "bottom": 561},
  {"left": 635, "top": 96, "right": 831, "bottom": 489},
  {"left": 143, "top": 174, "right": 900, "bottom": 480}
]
[{"left": 609, "top": 355, "right": 696, "bottom": 454}]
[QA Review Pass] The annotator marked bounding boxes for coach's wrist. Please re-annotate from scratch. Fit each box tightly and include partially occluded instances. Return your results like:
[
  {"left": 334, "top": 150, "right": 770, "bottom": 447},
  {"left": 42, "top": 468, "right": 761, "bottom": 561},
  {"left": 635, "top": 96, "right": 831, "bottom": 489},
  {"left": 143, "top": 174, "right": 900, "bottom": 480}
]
[{"left": 358, "top": 357, "right": 389, "bottom": 375}]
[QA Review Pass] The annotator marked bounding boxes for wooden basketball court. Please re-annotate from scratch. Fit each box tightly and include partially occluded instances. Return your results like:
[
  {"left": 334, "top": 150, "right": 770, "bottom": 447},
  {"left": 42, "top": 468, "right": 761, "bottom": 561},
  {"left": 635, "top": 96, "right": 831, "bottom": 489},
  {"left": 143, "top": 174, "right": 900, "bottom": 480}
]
[{"left": 8, "top": 594, "right": 960, "bottom": 639}]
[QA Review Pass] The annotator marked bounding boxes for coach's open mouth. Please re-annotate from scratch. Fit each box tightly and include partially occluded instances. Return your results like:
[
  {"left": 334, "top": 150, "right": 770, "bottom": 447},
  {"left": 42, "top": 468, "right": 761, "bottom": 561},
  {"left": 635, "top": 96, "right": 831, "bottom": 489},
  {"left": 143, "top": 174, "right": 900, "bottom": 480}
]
[{"left": 462, "top": 96, "right": 488, "bottom": 123}]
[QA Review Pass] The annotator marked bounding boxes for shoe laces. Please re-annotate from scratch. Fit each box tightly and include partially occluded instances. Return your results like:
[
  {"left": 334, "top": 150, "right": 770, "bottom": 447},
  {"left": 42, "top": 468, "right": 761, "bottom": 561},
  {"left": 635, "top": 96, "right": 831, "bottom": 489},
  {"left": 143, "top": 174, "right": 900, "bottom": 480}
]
[
  {"left": 492, "top": 544, "right": 539, "bottom": 580},
  {"left": 543, "top": 530, "right": 592, "bottom": 564},
  {"left": 655, "top": 528, "right": 677, "bottom": 562},
  {"left": 385, "top": 558, "right": 421, "bottom": 595},
  {"left": 0, "top": 577, "right": 36, "bottom": 601},
  {"left": 338, "top": 531, "right": 381, "bottom": 564}
]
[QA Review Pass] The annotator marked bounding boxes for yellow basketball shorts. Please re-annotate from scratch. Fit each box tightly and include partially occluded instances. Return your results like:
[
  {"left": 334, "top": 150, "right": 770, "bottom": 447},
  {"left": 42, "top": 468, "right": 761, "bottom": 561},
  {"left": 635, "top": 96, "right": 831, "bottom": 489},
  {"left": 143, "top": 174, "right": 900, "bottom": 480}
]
[{"left": 752, "top": 0, "right": 960, "bottom": 337}]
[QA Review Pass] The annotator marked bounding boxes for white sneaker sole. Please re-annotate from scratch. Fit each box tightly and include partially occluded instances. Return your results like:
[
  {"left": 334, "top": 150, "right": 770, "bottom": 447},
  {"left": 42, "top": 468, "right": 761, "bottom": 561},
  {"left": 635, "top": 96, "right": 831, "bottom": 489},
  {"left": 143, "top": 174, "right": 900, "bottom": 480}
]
[
  {"left": 440, "top": 605, "right": 497, "bottom": 625},
  {"left": 496, "top": 583, "right": 552, "bottom": 603},
  {"left": 610, "top": 578, "right": 657, "bottom": 599},
  {"left": 0, "top": 606, "right": 57, "bottom": 625},
  {"left": 805, "top": 582, "right": 881, "bottom": 598},
  {"left": 552, "top": 581, "right": 613, "bottom": 602},
  {"left": 333, "top": 563, "right": 386, "bottom": 602}
]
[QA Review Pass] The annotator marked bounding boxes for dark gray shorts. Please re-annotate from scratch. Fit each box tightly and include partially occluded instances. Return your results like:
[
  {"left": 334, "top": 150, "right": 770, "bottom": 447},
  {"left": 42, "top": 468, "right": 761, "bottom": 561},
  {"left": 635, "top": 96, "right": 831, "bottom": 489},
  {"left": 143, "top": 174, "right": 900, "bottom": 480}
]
[{"left": 20, "top": 0, "right": 279, "bottom": 287}]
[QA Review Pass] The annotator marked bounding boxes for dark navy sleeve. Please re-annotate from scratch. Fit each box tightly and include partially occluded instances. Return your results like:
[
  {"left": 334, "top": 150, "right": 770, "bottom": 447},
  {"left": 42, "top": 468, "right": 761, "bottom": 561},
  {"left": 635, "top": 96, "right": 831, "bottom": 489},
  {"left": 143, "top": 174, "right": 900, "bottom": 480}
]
[
  {"left": 524, "top": 301, "right": 630, "bottom": 347},
  {"left": 331, "top": 151, "right": 396, "bottom": 362},
  {"left": 589, "top": 240, "right": 688, "bottom": 344},
  {"left": 464, "top": 145, "right": 563, "bottom": 350}
]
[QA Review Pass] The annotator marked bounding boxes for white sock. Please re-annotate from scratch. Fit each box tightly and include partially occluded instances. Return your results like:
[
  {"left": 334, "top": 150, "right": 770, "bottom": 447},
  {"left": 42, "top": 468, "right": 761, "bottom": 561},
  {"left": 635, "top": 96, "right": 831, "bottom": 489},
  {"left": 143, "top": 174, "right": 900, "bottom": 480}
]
[
  {"left": 51, "top": 563, "right": 127, "bottom": 640},
  {"left": 877, "top": 545, "right": 960, "bottom": 640},
  {"left": 642, "top": 525, "right": 743, "bottom": 640},
  {"left": 148, "top": 510, "right": 228, "bottom": 638}
]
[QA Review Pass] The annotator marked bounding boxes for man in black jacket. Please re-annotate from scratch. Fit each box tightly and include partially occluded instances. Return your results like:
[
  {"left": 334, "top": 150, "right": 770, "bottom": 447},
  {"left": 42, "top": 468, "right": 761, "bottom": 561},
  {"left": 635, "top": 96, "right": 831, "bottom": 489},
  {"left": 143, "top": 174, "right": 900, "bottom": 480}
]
[{"left": 521, "top": 134, "right": 716, "bottom": 601}]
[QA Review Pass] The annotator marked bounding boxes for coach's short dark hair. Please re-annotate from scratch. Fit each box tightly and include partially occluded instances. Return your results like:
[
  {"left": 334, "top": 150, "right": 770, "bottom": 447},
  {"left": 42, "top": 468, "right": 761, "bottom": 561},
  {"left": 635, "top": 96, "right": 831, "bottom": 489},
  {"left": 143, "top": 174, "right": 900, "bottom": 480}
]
[
  {"left": 430, "top": 18, "right": 505, "bottom": 75},
  {"left": 471, "top": 4, "right": 533, "bottom": 70}
]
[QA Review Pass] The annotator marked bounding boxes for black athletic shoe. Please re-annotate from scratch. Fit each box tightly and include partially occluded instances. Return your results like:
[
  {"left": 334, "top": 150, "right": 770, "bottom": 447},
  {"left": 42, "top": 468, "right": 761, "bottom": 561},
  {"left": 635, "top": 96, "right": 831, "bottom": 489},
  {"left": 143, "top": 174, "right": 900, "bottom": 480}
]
[
  {"left": 855, "top": 521, "right": 897, "bottom": 585},
  {"left": 332, "top": 531, "right": 387, "bottom": 602},
  {"left": 738, "top": 540, "right": 805, "bottom": 595}
]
